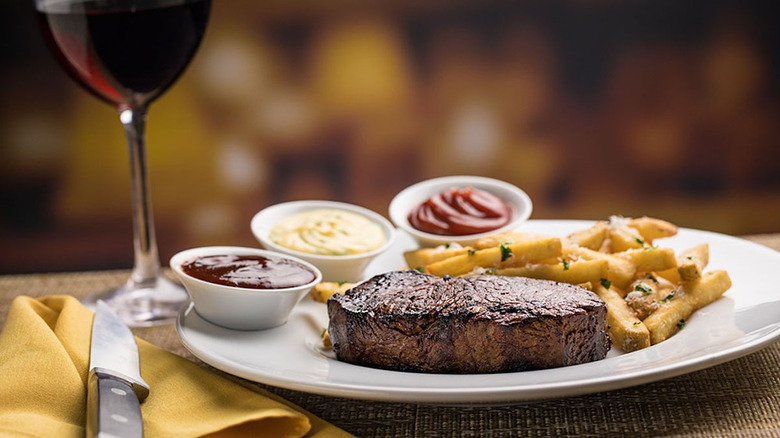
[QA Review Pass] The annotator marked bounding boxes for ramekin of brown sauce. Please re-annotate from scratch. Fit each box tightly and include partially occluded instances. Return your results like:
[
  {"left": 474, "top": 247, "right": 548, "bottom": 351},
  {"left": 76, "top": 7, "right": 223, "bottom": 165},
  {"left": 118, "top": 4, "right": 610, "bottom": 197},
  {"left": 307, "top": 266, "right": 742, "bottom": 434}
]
[
  {"left": 389, "top": 176, "right": 533, "bottom": 247},
  {"left": 170, "top": 247, "right": 322, "bottom": 330},
  {"left": 181, "top": 254, "right": 316, "bottom": 289}
]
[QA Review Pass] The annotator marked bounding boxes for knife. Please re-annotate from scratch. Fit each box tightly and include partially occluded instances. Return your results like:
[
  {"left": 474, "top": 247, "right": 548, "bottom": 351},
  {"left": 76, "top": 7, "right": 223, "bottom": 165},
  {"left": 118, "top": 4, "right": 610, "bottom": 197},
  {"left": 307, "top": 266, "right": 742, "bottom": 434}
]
[{"left": 88, "top": 300, "right": 150, "bottom": 438}]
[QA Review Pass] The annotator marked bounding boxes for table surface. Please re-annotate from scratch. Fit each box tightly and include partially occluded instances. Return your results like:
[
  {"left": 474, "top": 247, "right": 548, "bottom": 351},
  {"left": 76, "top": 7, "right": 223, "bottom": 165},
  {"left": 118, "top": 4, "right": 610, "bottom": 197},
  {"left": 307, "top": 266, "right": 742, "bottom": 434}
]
[{"left": 1, "top": 233, "right": 779, "bottom": 437}]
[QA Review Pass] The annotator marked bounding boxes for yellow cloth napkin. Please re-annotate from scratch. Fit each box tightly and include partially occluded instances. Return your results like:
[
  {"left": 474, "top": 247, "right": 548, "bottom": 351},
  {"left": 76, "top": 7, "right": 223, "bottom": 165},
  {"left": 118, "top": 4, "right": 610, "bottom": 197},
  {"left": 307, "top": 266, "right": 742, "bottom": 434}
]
[{"left": 0, "top": 295, "right": 353, "bottom": 438}]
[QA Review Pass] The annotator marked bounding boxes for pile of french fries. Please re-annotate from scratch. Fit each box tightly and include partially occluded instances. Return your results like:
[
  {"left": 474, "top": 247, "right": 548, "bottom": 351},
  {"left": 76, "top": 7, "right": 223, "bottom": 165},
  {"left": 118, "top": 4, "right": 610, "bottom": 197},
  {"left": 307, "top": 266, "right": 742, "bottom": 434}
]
[{"left": 311, "top": 216, "right": 732, "bottom": 353}]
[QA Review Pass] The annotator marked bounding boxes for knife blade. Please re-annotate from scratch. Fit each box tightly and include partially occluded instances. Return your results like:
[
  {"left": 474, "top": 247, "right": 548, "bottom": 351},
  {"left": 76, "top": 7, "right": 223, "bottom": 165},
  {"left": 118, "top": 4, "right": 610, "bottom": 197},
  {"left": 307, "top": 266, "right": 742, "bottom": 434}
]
[{"left": 88, "top": 300, "right": 150, "bottom": 438}]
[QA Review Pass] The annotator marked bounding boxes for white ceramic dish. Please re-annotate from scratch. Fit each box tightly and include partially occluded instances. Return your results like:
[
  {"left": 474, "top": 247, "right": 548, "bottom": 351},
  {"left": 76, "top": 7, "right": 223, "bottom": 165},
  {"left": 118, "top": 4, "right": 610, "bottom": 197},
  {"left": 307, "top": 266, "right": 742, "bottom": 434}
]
[
  {"left": 251, "top": 200, "right": 396, "bottom": 282},
  {"left": 388, "top": 175, "right": 533, "bottom": 247},
  {"left": 177, "top": 220, "right": 780, "bottom": 403},
  {"left": 170, "top": 246, "right": 322, "bottom": 330}
]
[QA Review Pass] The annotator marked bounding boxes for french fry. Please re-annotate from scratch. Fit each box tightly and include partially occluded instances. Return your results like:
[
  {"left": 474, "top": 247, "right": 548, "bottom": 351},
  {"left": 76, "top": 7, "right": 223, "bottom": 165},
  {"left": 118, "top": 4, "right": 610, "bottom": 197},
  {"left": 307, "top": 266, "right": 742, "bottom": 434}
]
[
  {"left": 322, "top": 329, "right": 332, "bottom": 350},
  {"left": 677, "top": 243, "right": 709, "bottom": 281},
  {"left": 608, "top": 225, "right": 646, "bottom": 252},
  {"left": 562, "top": 246, "right": 636, "bottom": 288},
  {"left": 643, "top": 270, "right": 732, "bottom": 344},
  {"left": 496, "top": 259, "right": 608, "bottom": 286},
  {"left": 615, "top": 247, "right": 677, "bottom": 273},
  {"left": 404, "top": 246, "right": 472, "bottom": 271},
  {"left": 310, "top": 281, "right": 355, "bottom": 303},
  {"left": 593, "top": 284, "right": 650, "bottom": 352},
  {"left": 628, "top": 216, "right": 678, "bottom": 243},
  {"left": 425, "top": 237, "right": 562, "bottom": 277},
  {"left": 597, "top": 237, "right": 612, "bottom": 253},
  {"left": 577, "top": 281, "right": 593, "bottom": 290},
  {"left": 475, "top": 231, "right": 543, "bottom": 249},
  {"left": 655, "top": 266, "right": 680, "bottom": 284},
  {"left": 656, "top": 243, "right": 709, "bottom": 283},
  {"left": 565, "top": 221, "right": 608, "bottom": 250}
]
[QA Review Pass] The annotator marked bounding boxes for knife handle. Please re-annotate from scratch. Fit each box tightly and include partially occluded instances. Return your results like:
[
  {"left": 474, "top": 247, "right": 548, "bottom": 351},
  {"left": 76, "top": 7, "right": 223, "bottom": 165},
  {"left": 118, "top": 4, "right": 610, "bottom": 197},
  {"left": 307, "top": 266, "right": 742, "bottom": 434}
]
[{"left": 87, "top": 371, "right": 144, "bottom": 438}]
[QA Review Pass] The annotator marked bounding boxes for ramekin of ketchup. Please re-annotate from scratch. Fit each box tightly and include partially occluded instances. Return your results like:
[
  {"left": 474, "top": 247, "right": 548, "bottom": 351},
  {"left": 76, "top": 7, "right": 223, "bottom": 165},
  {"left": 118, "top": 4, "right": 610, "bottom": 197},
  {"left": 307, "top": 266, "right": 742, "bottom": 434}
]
[
  {"left": 408, "top": 186, "right": 513, "bottom": 236},
  {"left": 389, "top": 175, "right": 533, "bottom": 246}
]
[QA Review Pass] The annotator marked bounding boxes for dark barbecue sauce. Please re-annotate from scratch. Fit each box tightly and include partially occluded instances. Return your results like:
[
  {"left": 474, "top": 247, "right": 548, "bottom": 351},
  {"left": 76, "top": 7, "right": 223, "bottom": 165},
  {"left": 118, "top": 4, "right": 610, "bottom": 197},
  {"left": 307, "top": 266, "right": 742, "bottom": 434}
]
[{"left": 181, "top": 254, "right": 315, "bottom": 289}]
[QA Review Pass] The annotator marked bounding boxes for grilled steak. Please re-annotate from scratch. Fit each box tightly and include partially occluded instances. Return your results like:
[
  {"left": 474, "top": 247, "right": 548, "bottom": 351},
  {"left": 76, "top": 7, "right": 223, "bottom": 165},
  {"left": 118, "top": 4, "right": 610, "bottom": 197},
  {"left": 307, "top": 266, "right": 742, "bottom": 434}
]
[{"left": 327, "top": 270, "right": 610, "bottom": 373}]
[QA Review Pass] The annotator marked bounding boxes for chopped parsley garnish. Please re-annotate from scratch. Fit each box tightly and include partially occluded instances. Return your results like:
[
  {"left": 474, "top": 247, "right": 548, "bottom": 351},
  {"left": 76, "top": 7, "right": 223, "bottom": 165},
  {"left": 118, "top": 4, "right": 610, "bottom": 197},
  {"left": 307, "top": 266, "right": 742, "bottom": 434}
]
[
  {"left": 337, "top": 280, "right": 347, "bottom": 286},
  {"left": 634, "top": 237, "right": 645, "bottom": 245},
  {"left": 676, "top": 319, "right": 686, "bottom": 329},
  {"left": 600, "top": 278, "right": 612, "bottom": 290},
  {"left": 659, "top": 290, "right": 676, "bottom": 303},
  {"left": 645, "top": 273, "right": 658, "bottom": 283},
  {"left": 633, "top": 321, "right": 641, "bottom": 326},
  {"left": 445, "top": 243, "right": 451, "bottom": 249},
  {"left": 468, "top": 249, "right": 476, "bottom": 256},
  {"left": 562, "top": 259, "right": 570, "bottom": 271},
  {"left": 500, "top": 244, "right": 513, "bottom": 262},
  {"left": 485, "top": 268, "right": 496, "bottom": 275},
  {"left": 321, "top": 328, "right": 327, "bottom": 338},
  {"left": 634, "top": 283, "right": 653, "bottom": 294},
  {"left": 415, "top": 266, "right": 425, "bottom": 273}
]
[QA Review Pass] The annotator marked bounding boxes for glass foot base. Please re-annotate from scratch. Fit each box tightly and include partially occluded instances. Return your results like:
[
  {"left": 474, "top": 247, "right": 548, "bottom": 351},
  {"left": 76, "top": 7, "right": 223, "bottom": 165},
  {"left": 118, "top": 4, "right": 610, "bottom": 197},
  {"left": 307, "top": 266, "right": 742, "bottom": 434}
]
[{"left": 81, "top": 274, "right": 189, "bottom": 327}]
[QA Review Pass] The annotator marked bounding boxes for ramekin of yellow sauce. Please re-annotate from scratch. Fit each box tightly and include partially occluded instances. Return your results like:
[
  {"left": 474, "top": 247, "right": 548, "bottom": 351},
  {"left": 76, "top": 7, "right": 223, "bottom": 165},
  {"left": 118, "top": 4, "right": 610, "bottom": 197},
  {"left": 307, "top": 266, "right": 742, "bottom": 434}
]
[
  {"left": 251, "top": 201, "right": 396, "bottom": 282},
  {"left": 270, "top": 209, "right": 386, "bottom": 256}
]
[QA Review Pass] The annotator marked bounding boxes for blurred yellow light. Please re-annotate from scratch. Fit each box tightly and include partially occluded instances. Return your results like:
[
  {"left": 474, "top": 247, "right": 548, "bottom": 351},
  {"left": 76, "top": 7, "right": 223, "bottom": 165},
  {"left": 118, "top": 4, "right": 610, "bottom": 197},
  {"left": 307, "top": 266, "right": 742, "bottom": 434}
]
[{"left": 310, "top": 18, "right": 413, "bottom": 116}]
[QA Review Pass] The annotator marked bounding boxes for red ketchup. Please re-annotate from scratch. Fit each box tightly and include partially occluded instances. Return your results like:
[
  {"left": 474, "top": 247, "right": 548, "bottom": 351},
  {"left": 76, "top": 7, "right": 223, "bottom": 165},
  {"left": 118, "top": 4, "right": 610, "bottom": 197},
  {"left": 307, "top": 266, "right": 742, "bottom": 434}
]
[
  {"left": 181, "top": 254, "right": 315, "bottom": 289},
  {"left": 408, "top": 186, "right": 513, "bottom": 236}
]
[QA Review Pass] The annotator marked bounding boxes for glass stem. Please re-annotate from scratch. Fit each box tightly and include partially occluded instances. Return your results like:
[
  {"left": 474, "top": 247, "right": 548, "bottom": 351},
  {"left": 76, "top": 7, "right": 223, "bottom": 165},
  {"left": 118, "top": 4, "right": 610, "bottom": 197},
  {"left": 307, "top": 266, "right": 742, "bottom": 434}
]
[{"left": 120, "top": 106, "right": 161, "bottom": 287}]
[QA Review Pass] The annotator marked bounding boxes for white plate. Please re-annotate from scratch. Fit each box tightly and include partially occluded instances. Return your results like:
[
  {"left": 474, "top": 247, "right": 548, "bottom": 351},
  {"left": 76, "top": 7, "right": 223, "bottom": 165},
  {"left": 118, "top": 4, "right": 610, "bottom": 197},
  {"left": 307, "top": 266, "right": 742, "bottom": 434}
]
[{"left": 176, "top": 220, "right": 780, "bottom": 403}]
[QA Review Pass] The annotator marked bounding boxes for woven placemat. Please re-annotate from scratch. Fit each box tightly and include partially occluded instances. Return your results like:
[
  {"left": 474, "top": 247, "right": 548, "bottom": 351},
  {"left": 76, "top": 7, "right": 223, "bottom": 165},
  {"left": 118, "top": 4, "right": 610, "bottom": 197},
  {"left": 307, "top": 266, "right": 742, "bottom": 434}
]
[{"left": 2, "top": 235, "right": 779, "bottom": 437}]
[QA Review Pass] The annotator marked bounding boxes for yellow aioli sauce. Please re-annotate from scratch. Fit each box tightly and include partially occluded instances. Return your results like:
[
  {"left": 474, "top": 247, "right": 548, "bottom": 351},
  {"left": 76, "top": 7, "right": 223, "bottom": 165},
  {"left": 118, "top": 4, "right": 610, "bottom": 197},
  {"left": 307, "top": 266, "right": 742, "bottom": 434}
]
[{"left": 269, "top": 209, "right": 386, "bottom": 256}]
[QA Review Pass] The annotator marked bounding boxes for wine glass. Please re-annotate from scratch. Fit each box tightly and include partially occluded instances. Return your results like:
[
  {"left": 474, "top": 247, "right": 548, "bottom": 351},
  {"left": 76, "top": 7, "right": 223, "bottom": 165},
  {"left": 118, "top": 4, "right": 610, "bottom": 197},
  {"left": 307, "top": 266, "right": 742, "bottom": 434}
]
[{"left": 34, "top": 0, "right": 211, "bottom": 326}]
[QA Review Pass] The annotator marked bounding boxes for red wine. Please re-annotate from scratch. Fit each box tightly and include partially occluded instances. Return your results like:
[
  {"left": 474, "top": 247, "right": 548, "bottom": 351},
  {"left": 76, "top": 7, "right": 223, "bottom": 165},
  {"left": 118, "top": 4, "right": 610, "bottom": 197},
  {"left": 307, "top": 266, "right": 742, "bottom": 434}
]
[{"left": 36, "top": 0, "right": 210, "bottom": 107}]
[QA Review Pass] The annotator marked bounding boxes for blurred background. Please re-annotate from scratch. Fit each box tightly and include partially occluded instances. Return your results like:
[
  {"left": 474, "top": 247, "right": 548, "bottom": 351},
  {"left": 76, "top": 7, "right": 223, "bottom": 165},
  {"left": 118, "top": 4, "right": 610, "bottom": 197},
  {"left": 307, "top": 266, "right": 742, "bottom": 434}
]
[{"left": 1, "top": 0, "right": 778, "bottom": 274}]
